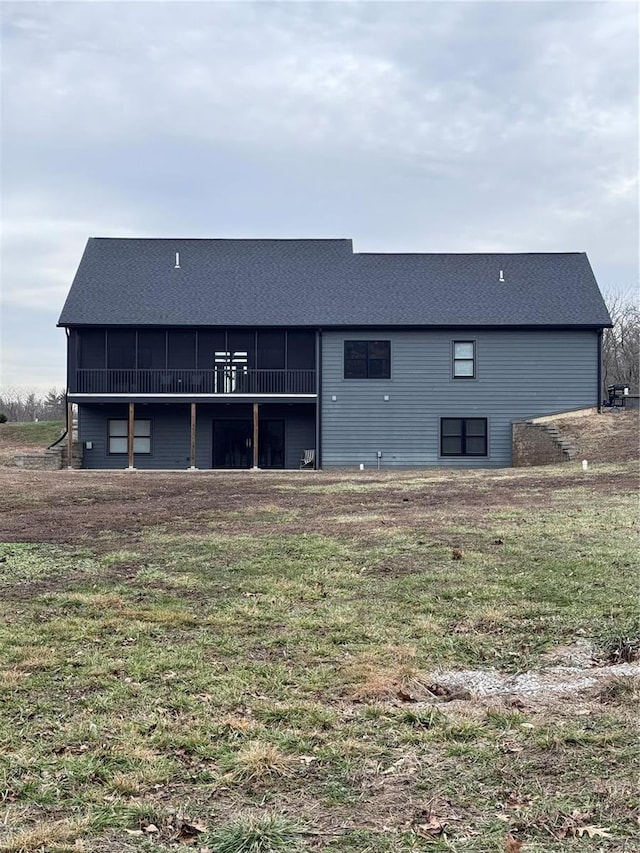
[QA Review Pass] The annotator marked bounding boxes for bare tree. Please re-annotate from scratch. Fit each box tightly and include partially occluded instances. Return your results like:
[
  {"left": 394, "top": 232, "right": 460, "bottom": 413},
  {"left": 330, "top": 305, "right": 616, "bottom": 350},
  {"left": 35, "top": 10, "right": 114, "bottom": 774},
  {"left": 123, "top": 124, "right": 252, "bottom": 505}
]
[
  {"left": 43, "top": 388, "right": 66, "bottom": 419},
  {"left": 0, "top": 386, "right": 66, "bottom": 422},
  {"left": 602, "top": 290, "right": 639, "bottom": 396}
]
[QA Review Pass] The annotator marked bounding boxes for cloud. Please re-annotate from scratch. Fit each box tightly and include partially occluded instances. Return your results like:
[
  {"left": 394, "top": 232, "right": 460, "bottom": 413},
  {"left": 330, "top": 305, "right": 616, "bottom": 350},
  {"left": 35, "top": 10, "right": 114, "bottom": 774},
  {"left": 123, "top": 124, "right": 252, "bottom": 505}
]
[
  {"left": 1, "top": 0, "right": 637, "bottom": 387},
  {"left": 1, "top": 191, "right": 138, "bottom": 309}
]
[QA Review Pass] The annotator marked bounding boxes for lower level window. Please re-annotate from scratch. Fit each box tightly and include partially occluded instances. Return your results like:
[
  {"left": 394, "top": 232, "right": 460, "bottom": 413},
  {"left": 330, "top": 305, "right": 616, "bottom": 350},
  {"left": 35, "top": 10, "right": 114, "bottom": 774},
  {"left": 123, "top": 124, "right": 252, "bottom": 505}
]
[
  {"left": 108, "top": 419, "right": 151, "bottom": 454},
  {"left": 441, "top": 418, "right": 487, "bottom": 456}
]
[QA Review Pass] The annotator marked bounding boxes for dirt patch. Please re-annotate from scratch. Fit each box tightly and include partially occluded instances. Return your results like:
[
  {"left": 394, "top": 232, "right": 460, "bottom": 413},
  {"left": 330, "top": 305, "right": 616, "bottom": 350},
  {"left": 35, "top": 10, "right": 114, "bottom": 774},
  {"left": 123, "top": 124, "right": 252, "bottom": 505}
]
[{"left": 1, "top": 465, "right": 637, "bottom": 547}]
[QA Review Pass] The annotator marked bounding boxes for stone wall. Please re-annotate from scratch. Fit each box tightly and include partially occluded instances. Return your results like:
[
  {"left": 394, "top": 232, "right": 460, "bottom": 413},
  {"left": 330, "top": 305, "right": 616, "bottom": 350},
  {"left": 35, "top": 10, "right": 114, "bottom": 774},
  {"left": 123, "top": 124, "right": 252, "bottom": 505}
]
[
  {"left": 12, "top": 442, "right": 83, "bottom": 470},
  {"left": 60, "top": 442, "right": 83, "bottom": 469},
  {"left": 512, "top": 421, "right": 575, "bottom": 467},
  {"left": 13, "top": 451, "right": 63, "bottom": 470}
]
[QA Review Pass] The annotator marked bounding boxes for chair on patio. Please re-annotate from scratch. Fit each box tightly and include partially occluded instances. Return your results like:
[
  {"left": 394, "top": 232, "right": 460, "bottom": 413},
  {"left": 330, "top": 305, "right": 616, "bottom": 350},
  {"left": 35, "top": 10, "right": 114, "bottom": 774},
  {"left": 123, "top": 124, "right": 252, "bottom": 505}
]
[{"left": 299, "top": 449, "right": 315, "bottom": 469}]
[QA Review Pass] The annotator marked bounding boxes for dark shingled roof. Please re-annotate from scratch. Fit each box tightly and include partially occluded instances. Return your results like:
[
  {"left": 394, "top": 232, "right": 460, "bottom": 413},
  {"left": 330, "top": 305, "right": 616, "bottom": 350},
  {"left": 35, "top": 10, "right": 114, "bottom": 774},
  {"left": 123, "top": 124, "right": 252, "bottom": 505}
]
[{"left": 58, "top": 238, "right": 611, "bottom": 328}]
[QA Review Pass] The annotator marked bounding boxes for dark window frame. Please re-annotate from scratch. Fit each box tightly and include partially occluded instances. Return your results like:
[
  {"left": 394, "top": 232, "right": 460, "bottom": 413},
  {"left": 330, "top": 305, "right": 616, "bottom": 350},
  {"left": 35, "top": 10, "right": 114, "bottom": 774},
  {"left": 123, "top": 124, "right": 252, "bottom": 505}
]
[
  {"left": 440, "top": 417, "right": 488, "bottom": 457},
  {"left": 107, "top": 418, "right": 152, "bottom": 455},
  {"left": 452, "top": 340, "right": 476, "bottom": 379},
  {"left": 344, "top": 340, "right": 391, "bottom": 380}
]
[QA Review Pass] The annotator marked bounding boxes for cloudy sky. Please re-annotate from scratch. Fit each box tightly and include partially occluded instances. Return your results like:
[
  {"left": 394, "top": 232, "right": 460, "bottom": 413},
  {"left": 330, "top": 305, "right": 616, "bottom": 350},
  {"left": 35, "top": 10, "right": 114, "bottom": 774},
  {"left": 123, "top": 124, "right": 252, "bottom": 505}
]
[{"left": 1, "top": 0, "right": 637, "bottom": 392}]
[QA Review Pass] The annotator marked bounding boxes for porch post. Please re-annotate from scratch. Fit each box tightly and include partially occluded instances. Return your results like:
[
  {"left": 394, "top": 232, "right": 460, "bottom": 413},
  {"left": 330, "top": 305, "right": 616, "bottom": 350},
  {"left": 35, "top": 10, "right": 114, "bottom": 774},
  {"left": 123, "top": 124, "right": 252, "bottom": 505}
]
[
  {"left": 67, "top": 401, "right": 74, "bottom": 469},
  {"left": 190, "top": 403, "right": 197, "bottom": 469},
  {"left": 127, "top": 402, "right": 135, "bottom": 470},
  {"left": 252, "top": 402, "right": 259, "bottom": 469}
]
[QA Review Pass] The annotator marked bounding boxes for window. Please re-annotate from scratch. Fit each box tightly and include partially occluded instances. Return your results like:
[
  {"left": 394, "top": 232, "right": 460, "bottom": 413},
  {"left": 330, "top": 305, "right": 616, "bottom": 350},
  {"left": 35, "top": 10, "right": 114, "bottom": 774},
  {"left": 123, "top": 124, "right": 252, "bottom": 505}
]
[
  {"left": 440, "top": 418, "right": 487, "bottom": 456},
  {"left": 344, "top": 340, "right": 390, "bottom": 379},
  {"left": 108, "top": 419, "right": 151, "bottom": 454},
  {"left": 453, "top": 341, "right": 475, "bottom": 378}
]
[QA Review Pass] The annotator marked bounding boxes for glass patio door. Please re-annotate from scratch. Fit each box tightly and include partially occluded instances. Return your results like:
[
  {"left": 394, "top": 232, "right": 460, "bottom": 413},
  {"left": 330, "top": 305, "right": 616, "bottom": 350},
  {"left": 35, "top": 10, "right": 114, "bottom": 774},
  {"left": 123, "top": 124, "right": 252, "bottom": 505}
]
[
  {"left": 212, "top": 419, "right": 285, "bottom": 469},
  {"left": 212, "top": 420, "right": 252, "bottom": 468}
]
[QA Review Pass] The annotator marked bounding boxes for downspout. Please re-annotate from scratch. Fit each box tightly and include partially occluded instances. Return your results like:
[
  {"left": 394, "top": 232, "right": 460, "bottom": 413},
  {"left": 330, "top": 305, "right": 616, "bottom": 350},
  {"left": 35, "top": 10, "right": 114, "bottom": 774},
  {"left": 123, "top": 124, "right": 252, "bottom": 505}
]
[
  {"left": 48, "top": 397, "right": 69, "bottom": 449},
  {"left": 597, "top": 329, "right": 603, "bottom": 413},
  {"left": 315, "top": 329, "right": 322, "bottom": 469},
  {"left": 49, "top": 328, "right": 71, "bottom": 449}
]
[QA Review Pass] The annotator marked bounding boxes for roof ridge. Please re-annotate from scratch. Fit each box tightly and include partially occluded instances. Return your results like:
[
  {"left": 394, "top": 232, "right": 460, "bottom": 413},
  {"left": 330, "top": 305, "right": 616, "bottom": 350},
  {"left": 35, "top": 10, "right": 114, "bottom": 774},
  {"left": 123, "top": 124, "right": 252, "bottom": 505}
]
[
  {"left": 355, "top": 251, "right": 585, "bottom": 257},
  {"left": 90, "top": 236, "right": 353, "bottom": 242}
]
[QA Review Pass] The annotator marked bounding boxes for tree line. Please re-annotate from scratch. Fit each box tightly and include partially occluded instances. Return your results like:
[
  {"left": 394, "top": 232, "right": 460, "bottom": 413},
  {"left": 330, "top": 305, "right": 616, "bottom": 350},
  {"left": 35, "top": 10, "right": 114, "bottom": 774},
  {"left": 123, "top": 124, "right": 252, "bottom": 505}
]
[
  {"left": 601, "top": 290, "right": 639, "bottom": 397},
  {"left": 0, "top": 388, "right": 66, "bottom": 423},
  {"left": 0, "top": 291, "right": 637, "bottom": 422}
]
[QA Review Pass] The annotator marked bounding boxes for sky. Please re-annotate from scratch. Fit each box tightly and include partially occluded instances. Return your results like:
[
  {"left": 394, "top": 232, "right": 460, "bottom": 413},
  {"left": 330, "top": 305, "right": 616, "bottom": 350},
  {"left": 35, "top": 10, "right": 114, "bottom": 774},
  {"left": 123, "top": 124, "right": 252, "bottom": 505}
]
[{"left": 1, "top": 0, "right": 638, "bottom": 393}]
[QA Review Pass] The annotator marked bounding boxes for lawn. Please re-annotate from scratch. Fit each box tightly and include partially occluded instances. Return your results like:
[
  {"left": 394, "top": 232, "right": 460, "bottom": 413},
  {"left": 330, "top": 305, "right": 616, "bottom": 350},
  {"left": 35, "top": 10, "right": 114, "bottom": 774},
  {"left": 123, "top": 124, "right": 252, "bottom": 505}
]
[
  {"left": 0, "top": 462, "right": 638, "bottom": 852},
  {"left": 0, "top": 422, "right": 65, "bottom": 466}
]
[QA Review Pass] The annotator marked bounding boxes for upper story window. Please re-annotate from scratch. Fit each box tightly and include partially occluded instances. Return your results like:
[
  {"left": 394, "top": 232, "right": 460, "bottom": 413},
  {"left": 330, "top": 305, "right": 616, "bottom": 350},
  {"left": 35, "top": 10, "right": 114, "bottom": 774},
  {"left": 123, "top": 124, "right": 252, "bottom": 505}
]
[
  {"left": 344, "top": 340, "right": 390, "bottom": 379},
  {"left": 453, "top": 341, "right": 475, "bottom": 378}
]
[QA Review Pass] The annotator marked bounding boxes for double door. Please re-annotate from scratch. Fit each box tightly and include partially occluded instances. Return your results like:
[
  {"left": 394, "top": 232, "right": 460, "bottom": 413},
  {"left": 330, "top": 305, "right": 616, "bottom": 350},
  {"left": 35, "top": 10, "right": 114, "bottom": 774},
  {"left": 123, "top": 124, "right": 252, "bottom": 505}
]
[{"left": 212, "top": 419, "right": 284, "bottom": 469}]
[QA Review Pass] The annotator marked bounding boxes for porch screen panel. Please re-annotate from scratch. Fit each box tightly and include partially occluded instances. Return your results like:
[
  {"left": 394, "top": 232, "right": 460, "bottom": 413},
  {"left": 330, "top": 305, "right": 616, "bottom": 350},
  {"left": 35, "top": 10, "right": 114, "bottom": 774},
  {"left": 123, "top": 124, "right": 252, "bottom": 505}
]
[
  {"left": 168, "top": 331, "right": 196, "bottom": 369},
  {"left": 228, "top": 332, "right": 256, "bottom": 367},
  {"left": 197, "top": 332, "right": 225, "bottom": 368},
  {"left": 257, "top": 331, "right": 285, "bottom": 369},
  {"left": 107, "top": 330, "right": 135, "bottom": 368},
  {"left": 78, "top": 330, "right": 105, "bottom": 369},
  {"left": 286, "top": 331, "right": 315, "bottom": 369},
  {"left": 138, "top": 331, "right": 166, "bottom": 369}
]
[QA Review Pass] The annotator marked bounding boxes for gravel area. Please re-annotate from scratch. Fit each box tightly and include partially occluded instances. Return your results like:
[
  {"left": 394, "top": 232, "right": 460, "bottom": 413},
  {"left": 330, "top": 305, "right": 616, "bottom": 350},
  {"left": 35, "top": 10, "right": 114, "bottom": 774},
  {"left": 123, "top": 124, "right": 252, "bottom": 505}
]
[{"left": 430, "top": 661, "right": 640, "bottom": 698}]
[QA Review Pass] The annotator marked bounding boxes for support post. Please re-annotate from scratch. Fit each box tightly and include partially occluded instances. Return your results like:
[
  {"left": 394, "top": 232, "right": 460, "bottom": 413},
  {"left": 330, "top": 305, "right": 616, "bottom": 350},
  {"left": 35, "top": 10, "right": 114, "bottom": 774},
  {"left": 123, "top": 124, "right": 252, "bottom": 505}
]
[
  {"left": 127, "top": 402, "right": 135, "bottom": 470},
  {"left": 67, "top": 402, "right": 74, "bottom": 469},
  {"left": 190, "top": 402, "right": 197, "bottom": 469},
  {"left": 252, "top": 402, "right": 259, "bottom": 469}
]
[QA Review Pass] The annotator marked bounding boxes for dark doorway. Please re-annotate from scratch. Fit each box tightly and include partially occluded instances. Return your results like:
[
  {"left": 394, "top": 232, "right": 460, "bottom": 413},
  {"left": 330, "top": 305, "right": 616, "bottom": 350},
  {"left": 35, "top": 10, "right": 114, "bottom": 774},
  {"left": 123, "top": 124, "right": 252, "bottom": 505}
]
[
  {"left": 213, "top": 420, "right": 252, "bottom": 469},
  {"left": 212, "top": 419, "right": 285, "bottom": 469}
]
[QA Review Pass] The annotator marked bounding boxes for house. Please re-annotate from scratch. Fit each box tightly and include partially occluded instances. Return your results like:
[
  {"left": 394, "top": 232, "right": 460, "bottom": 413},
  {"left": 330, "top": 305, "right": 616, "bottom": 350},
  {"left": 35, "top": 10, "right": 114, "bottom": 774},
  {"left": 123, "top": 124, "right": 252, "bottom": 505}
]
[{"left": 58, "top": 238, "right": 611, "bottom": 470}]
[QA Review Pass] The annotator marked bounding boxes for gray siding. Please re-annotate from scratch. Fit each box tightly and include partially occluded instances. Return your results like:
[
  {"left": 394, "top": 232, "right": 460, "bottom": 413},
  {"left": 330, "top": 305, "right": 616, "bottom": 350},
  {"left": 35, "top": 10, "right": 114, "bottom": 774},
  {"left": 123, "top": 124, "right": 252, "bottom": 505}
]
[
  {"left": 79, "top": 404, "right": 191, "bottom": 469},
  {"left": 321, "top": 330, "right": 599, "bottom": 468},
  {"left": 78, "top": 402, "right": 315, "bottom": 470},
  {"left": 279, "top": 405, "right": 316, "bottom": 469}
]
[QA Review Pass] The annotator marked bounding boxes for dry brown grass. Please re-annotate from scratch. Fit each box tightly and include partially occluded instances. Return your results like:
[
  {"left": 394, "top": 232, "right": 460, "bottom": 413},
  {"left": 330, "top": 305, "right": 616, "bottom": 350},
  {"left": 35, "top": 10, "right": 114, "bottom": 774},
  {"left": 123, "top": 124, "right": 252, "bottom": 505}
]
[
  {"left": 555, "top": 410, "right": 639, "bottom": 462},
  {"left": 0, "top": 818, "right": 90, "bottom": 852},
  {"left": 230, "top": 741, "right": 295, "bottom": 784}
]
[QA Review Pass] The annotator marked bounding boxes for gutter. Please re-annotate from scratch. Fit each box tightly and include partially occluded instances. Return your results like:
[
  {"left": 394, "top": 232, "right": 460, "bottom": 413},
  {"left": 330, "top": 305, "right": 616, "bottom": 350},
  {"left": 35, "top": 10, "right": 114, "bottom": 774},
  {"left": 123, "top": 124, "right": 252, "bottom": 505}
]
[
  {"left": 48, "top": 390, "right": 69, "bottom": 449},
  {"left": 597, "top": 329, "right": 603, "bottom": 413},
  {"left": 315, "top": 329, "right": 322, "bottom": 469},
  {"left": 49, "top": 329, "right": 72, "bottom": 449}
]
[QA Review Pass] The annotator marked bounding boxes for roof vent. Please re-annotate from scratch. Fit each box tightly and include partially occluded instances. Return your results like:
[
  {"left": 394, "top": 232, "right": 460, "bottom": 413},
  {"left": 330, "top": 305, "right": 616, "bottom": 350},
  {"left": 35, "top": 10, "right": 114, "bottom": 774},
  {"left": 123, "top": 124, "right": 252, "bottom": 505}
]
[
  {"left": 174, "top": 252, "right": 180, "bottom": 269},
  {"left": 499, "top": 269, "right": 505, "bottom": 282}
]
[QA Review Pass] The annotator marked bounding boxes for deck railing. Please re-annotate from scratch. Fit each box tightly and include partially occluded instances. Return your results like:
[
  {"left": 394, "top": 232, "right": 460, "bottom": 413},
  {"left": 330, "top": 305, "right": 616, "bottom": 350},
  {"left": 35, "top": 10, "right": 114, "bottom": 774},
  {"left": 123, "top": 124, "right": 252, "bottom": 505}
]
[{"left": 74, "top": 369, "right": 316, "bottom": 395}]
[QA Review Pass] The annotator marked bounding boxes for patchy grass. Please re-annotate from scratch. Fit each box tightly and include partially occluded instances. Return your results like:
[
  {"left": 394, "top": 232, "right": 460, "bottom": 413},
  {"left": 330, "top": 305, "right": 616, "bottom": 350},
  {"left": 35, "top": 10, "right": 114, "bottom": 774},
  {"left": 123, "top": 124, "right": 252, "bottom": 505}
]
[
  {"left": 0, "top": 420, "right": 65, "bottom": 465},
  {"left": 0, "top": 420, "right": 64, "bottom": 447},
  {"left": 0, "top": 463, "right": 638, "bottom": 851},
  {"left": 204, "top": 813, "right": 305, "bottom": 853}
]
